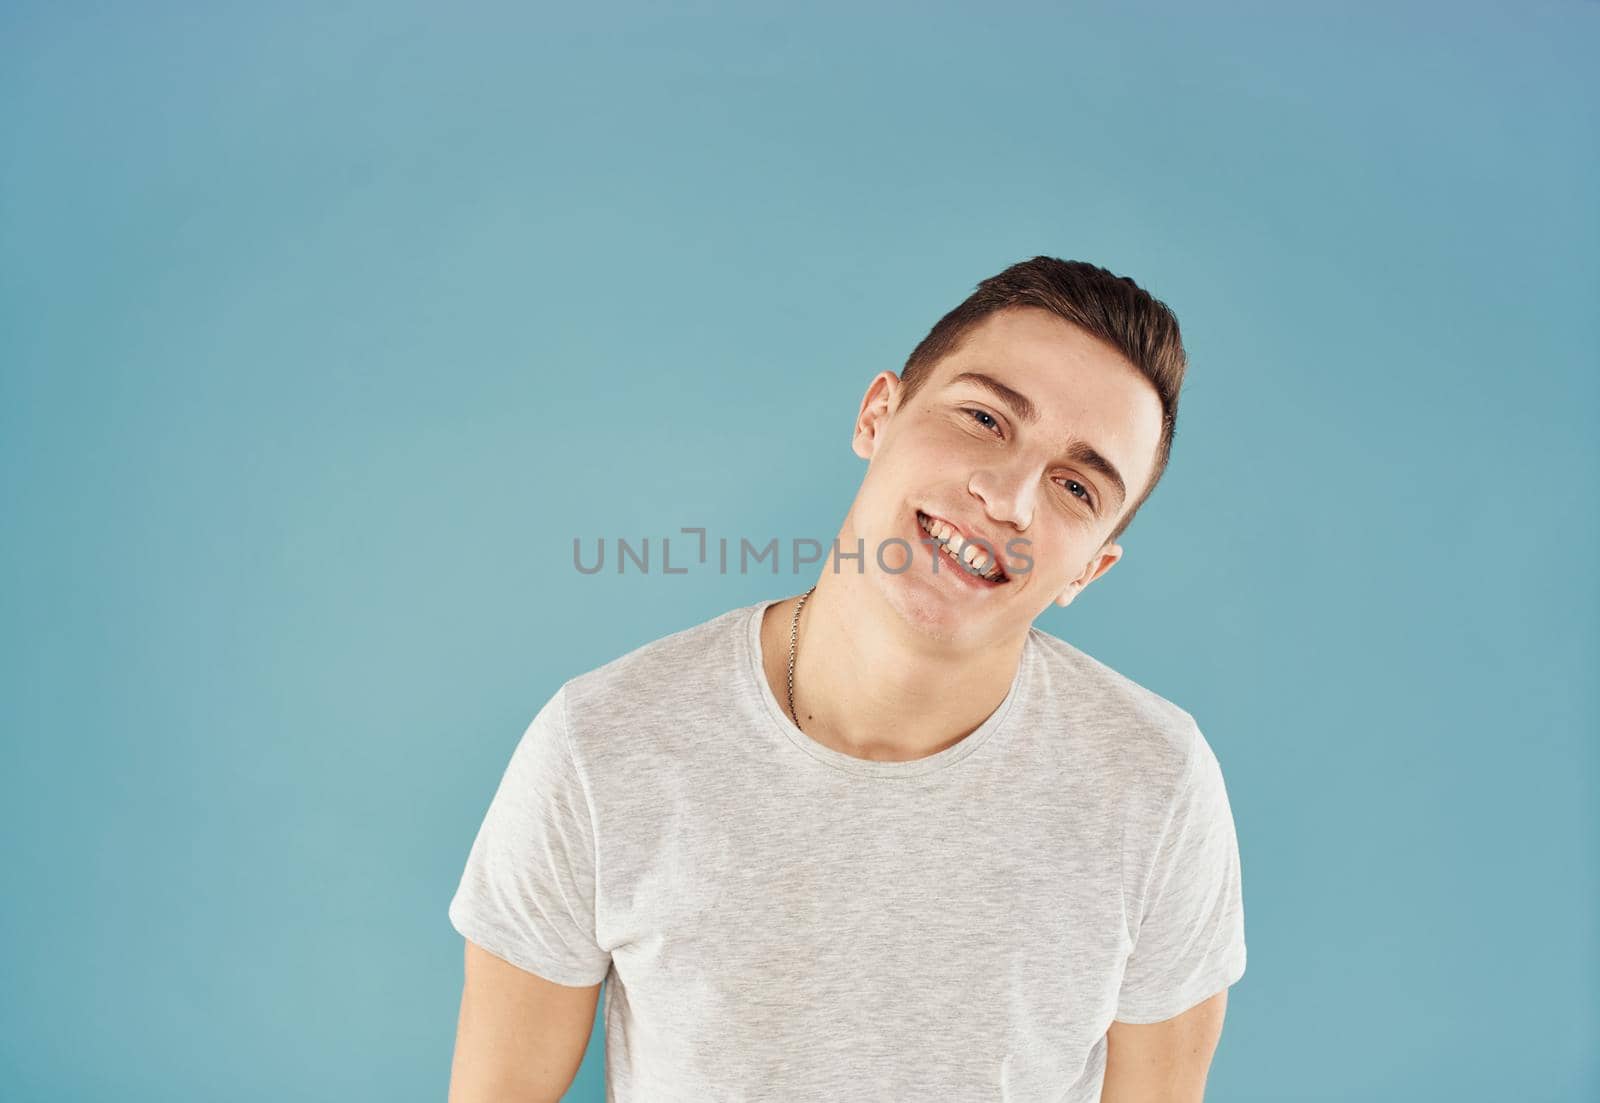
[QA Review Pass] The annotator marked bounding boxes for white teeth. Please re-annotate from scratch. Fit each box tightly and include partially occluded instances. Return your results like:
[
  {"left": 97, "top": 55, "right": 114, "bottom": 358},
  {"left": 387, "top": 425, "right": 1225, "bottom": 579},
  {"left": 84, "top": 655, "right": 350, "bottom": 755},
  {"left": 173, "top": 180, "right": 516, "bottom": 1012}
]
[
  {"left": 948, "top": 545, "right": 979, "bottom": 573},
  {"left": 918, "top": 512, "right": 1004, "bottom": 582}
]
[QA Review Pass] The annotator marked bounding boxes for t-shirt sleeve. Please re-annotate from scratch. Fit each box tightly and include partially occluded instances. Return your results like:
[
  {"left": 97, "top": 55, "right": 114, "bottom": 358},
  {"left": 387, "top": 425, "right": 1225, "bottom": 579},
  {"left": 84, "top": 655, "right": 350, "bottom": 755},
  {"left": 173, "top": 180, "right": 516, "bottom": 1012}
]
[
  {"left": 1114, "top": 723, "right": 1247, "bottom": 1024},
  {"left": 447, "top": 685, "right": 612, "bottom": 987}
]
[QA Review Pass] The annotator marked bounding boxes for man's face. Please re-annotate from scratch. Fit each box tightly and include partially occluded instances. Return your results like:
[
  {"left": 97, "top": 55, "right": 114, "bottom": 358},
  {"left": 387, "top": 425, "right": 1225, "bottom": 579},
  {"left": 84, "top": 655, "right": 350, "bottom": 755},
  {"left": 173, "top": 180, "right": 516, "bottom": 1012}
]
[{"left": 843, "top": 305, "right": 1164, "bottom": 646}]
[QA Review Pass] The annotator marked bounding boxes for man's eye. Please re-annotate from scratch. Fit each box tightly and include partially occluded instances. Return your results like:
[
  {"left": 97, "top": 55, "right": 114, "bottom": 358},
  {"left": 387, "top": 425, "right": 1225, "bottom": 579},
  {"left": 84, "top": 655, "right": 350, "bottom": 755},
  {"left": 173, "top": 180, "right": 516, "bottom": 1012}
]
[
  {"left": 1058, "top": 478, "right": 1094, "bottom": 507},
  {"left": 964, "top": 408, "right": 1002, "bottom": 434}
]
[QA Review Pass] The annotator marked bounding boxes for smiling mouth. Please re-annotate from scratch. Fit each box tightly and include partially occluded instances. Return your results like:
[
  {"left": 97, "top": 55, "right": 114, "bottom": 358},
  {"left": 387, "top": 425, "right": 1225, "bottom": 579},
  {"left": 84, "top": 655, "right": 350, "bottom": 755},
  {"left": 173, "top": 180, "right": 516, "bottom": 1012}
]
[{"left": 915, "top": 510, "right": 1010, "bottom": 584}]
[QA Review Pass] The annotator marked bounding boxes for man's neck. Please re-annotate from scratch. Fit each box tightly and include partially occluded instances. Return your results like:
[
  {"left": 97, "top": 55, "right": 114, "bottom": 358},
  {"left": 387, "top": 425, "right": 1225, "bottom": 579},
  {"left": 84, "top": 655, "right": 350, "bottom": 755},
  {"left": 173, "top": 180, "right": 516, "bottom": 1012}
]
[{"left": 759, "top": 573, "right": 1028, "bottom": 763}]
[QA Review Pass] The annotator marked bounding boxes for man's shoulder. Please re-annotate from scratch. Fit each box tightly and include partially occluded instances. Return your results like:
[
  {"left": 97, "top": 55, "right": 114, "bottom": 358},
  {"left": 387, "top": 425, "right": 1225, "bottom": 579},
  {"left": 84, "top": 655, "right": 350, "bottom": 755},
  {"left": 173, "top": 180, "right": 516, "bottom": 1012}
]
[
  {"left": 558, "top": 600, "right": 758, "bottom": 724},
  {"left": 1024, "top": 624, "right": 1204, "bottom": 778}
]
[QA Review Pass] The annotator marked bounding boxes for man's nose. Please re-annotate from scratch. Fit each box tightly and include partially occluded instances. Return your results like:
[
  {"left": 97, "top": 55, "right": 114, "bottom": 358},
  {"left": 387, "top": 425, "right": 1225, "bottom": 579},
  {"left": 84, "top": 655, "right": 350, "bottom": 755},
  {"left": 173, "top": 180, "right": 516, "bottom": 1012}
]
[{"left": 969, "top": 462, "right": 1035, "bottom": 532}]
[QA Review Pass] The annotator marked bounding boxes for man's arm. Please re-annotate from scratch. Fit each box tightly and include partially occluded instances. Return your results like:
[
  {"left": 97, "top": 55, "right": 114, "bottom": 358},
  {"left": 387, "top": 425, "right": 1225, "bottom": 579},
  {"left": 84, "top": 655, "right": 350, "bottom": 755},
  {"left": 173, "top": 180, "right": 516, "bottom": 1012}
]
[
  {"left": 1100, "top": 989, "right": 1228, "bottom": 1103},
  {"left": 447, "top": 939, "right": 603, "bottom": 1103}
]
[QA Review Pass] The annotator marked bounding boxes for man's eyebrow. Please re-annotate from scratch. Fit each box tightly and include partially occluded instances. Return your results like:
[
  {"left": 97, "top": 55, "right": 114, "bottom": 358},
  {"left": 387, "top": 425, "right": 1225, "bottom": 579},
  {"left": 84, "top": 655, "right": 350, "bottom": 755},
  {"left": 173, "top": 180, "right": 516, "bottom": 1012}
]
[
  {"left": 948, "top": 371, "right": 1039, "bottom": 424},
  {"left": 946, "top": 370, "right": 1128, "bottom": 512}
]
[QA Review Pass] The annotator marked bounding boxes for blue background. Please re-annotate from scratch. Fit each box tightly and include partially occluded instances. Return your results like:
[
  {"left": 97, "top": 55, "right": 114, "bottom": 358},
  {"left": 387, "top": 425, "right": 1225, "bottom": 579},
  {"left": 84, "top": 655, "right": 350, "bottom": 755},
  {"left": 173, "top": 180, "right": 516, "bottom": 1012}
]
[{"left": 2, "top": 2, "right": 1595, "bottom": 1100}]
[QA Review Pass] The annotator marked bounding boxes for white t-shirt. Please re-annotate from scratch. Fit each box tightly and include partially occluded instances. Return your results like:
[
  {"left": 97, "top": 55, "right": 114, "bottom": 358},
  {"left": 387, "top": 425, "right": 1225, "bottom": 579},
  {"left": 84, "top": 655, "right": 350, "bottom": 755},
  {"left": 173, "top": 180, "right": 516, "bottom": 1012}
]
[{"left": 449, "top": 599, "right": 1247, "bottom": 1101}]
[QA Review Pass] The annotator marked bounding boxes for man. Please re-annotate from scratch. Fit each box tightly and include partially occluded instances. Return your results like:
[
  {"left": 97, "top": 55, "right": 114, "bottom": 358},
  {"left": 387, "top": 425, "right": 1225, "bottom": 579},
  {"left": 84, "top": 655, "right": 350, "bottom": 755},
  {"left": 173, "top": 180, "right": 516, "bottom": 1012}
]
[{"left": 447, "top": 257, "right": 1247, "bottom": 1102}]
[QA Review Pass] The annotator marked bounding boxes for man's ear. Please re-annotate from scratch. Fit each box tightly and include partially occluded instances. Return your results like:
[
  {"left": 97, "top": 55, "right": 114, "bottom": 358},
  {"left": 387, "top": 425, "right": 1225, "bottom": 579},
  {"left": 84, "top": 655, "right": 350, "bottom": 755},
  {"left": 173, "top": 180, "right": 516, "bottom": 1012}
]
[
  {"left": 851, "top": 372, "right": 902, "bottom": 460},
  {"left": 1055, "top": 543, "right": 1124, "bottom": 608}
]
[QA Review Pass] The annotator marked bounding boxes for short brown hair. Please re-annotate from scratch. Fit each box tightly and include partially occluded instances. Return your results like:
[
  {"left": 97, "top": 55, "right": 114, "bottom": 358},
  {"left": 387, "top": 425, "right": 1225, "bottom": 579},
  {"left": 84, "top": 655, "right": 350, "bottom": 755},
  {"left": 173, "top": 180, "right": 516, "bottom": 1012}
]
[{"left": 897, "top": 256, "right": 1188, "bottom": 545}]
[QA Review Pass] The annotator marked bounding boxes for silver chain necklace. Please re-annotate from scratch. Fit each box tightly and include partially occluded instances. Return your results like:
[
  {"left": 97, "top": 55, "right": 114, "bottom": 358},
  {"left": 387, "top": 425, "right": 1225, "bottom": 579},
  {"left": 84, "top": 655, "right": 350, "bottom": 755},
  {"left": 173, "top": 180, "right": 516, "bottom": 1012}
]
[{"left": 786, "top": 585, "right": 817, "bottom": 731}]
